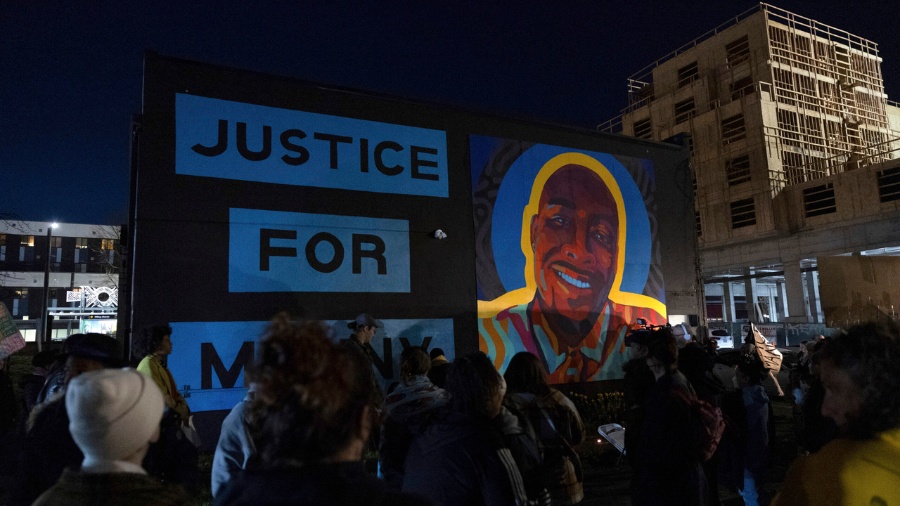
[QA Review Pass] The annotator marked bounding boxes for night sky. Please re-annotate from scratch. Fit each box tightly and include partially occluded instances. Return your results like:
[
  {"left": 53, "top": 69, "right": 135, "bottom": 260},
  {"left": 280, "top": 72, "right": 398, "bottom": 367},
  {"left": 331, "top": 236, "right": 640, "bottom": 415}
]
[{"left": 2, "top": 1, "right": 897, "bottom": 225}]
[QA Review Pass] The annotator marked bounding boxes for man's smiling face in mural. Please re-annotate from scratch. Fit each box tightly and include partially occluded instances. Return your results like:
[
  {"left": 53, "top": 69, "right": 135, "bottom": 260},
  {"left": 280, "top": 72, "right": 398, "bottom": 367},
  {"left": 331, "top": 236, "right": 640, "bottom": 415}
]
[{"left": 530, "top": 164, "right": 619, "bottom": 329}]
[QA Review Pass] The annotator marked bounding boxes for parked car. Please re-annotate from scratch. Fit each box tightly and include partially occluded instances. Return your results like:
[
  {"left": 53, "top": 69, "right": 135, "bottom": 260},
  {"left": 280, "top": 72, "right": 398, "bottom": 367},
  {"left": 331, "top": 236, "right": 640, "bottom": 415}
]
[{"left": 709, "top": 328, "right": 734, "bottom": 349}]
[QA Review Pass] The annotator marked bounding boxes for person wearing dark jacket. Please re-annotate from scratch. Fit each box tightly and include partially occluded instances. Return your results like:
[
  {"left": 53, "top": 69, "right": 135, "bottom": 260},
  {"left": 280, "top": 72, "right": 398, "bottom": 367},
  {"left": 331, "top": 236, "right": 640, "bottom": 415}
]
[
  {"left": 32, "top": 368, "right": 186, "bottom": 506},
  {"left": 734, "top": 359, "right": 771, "bottom": 506},
  {"left": 504, "top": 351, "right": 585, "bottom": 505},
  {"left": 631, "top": 327, "right": 707, "bottom": 506},
  {"left": 343, "top": 313, "right": 385, "bottom": 409},
  {"left": 214, "top": 314, "right": 429, "bottom": 506},
  {"left": 379, "top": 346, "right": 449, "bottom": 491},
  {"left": 10, "top": 333, "right": 123, "bottom": 506},
  {"left": 402, "top": 352, "right": 530, "bottom": 506},
  {"left": 427, "top": 347, "right": 450, "bottom": 388}
]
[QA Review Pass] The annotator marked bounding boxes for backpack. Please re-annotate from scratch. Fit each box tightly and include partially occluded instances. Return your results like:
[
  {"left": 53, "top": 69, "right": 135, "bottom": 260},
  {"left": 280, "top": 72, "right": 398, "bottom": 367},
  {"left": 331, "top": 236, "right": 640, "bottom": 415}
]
[{"left": 675, "top": 390, "right": 726, "bottom": 461}]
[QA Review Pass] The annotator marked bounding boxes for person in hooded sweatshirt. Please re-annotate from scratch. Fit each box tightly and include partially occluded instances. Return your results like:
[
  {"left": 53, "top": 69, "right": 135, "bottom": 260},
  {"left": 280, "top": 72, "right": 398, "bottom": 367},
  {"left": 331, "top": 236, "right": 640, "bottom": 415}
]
[
  {"left": 402, "top": 352, "right": 530, "bottom": 506},
  {"left": 32, "top": 368, "right": 186, "bottom": 506}
]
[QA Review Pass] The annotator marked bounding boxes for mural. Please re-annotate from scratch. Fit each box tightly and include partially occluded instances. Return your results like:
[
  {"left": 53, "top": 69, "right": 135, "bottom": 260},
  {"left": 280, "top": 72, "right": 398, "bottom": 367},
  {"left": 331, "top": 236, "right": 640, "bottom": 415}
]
[{"left": 472, "top": 137, "right": 667, "bottom": 383}]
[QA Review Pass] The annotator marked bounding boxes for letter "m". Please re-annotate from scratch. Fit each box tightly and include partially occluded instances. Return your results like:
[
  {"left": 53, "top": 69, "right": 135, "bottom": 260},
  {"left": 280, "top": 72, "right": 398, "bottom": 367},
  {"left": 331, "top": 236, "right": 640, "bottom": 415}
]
[{"left": 201, "top": 342, "right": 255, "bottom": 389}]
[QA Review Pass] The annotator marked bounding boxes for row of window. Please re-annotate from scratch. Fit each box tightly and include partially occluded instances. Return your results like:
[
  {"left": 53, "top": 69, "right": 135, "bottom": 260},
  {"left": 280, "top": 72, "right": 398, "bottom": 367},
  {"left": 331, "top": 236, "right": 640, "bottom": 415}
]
[
  {"left": 0, "top": 234, "right": 116, "bottom": 266},
  {"left": 700, "top": 165, "right": 900, "bottom": 238}
]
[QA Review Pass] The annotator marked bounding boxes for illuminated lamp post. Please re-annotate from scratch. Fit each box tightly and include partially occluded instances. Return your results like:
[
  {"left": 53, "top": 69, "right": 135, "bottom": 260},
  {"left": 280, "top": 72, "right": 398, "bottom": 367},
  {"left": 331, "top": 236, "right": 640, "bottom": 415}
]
[{"left": 39, "top": 222, "right": 58, "bottom": 351}]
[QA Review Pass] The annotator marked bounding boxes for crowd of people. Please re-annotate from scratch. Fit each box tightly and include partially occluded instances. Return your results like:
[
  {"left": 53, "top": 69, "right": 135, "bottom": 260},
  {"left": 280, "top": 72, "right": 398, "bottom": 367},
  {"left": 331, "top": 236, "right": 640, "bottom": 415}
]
[{"left": 0, "top": 315, "right": 898, "bottom": 505}]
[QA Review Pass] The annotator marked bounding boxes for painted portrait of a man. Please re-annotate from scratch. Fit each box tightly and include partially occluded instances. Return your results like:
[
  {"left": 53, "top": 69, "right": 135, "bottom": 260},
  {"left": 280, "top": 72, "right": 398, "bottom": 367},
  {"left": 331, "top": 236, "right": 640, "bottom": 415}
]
[{"left": 473, "top": 141, "right": 666, "bottom": 383}]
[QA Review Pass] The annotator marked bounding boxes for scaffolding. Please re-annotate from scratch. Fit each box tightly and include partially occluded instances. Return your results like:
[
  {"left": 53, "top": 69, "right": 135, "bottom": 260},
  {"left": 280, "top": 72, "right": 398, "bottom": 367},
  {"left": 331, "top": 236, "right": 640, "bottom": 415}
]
[{"left": 762, "top": 4, "right": 894, "bottom": 187}]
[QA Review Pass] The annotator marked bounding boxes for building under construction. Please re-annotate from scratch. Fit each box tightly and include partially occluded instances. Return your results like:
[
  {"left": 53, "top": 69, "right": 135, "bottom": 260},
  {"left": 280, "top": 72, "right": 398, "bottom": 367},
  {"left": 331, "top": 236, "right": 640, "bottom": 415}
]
[{"left": 604, "top": 3, "right": 900, "bottom": 333}]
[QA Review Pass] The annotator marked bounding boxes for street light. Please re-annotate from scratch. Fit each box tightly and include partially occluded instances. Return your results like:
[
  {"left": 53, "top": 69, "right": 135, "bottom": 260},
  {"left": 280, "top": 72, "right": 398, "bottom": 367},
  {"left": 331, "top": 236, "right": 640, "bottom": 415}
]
[{"left": 39, "top": 222, "right": 58, "bottom": 351}]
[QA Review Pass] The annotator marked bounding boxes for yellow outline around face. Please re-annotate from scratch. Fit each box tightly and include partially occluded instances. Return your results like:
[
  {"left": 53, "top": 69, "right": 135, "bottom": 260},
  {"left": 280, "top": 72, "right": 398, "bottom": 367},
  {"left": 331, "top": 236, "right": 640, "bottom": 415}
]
[{"left": 478, "top": 152, "right": 667, "bottom": 318}]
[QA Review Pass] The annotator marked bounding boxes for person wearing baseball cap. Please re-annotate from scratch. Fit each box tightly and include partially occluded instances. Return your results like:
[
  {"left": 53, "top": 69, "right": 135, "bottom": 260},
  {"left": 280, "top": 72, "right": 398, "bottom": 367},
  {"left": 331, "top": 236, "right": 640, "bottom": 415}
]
[
  {"left": 343, "top": 313, "right": 385, "bottom": 463},
  {"left": 11, "top": 333, "right": 124, "bottom": 506},
  {"left": 32, "top": 368, "right": 186, "bottom": 505}
]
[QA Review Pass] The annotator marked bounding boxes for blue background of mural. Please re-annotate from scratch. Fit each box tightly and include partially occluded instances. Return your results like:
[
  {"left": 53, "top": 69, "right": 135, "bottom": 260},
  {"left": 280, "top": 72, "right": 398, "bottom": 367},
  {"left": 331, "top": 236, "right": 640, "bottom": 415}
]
[
  {"left": 229, "top": 208, "right": 411, "bottom": 292},
  {"left": 471, "top": 138, "right": 654, "bottom": 296},
  {"left": 169, "top": 318, "right": 455, "bottom": 412},
  {"left": 176, "top": 94, "right": 449, "bottom": 197}
]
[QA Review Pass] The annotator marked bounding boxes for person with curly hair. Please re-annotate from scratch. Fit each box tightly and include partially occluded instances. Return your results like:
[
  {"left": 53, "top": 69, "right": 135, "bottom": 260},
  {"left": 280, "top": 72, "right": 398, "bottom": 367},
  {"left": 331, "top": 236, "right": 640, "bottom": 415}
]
[
  {"left": 213, "top": 314, "right": 430, "bottom": 506},
  {"left": 771, "top": 321, "right": 900, "bottom": 505}
]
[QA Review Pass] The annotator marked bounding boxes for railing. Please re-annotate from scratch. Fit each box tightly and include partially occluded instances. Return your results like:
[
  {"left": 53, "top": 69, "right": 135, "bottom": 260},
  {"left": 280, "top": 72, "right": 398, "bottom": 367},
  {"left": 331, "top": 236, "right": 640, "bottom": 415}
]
[{"left": 596, "top": 115, "right": 623, "bottom": 134}]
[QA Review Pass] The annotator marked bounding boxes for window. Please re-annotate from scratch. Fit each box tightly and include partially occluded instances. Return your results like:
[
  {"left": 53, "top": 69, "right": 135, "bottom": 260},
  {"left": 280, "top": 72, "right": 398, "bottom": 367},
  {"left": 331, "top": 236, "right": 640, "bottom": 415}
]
[
  {"left": 12, "top": 289, "right": 28, "bottom": 316},
  {"left": 733, "top": 295, "right": 749, "bottom": 320},
  {"left": 803, "top": 183, "right": 836, "bottom": 217},
  {"left": 695, "top": 211, "right": 702, "bottom": 238},
  {"left": 878, "top": 166, "right": 900, "bottom": 203},
  {"left": 705, "top": 295, "right": 723, "bottom": 319},
  {"left": 19, "top": 235, "right": 35, "bottom": 263},
  {"left": 731, "top": 76, "right": 754, "bottom": 100},
  {"left": 725, "top": 36, "right": 750, "bottom": 67},
  {"left": 0, "top": 234, "right": 5, "bottom": 262},
  {"left": 50, "top": 236, "right": 62, "bottom": 265},
  {"left": 677, "top": 62, "right": 699, "bottom": 88},
  {"left": 726, "top": 155, "right": 752, "bottom": 186},
  {"left": 730, "top": 198, "right": 756, "bottom": 228},
  {"left": 721, "top": 114, "right": 746, "bottom": 144},
  {"left": 674, "top": 98, "right": 696, "bottom": 124},
  {"left": 75, "top": 238, "right": 88, "bottom": 263},
  {"left": 633, "top": 118, "right": 652, "bottom": 139},
  {"left": 98, "top": 238, "right": 116, "bottom": 265}
]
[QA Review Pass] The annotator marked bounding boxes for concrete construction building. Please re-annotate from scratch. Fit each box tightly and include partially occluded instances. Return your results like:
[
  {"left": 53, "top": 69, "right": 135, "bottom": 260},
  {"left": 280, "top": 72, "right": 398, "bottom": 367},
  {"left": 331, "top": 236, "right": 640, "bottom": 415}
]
[
  {"left": 0, "top": 220, "right": 120, "bottom": 343},
  {"left": 602, "top": 3, "right": 900, "bottom": 334}
]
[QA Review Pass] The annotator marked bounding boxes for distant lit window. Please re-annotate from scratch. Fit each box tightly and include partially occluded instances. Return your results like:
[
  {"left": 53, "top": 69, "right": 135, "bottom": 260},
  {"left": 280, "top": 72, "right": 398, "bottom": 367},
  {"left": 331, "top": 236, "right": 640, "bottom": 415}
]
[
  {"left": 678, "top": 62, "right": 699, "bottom": 88},
  {"left": 730, "top": 198, "right": 756, "bottom": 228},
  {"left": 674, "top": 98, "right": 696, "bottom": 124},
  {"left": 75, "top": 238, "right": 88, "bottom": 263},
  {"left": 20, "top": 235, "right": 35, "bottom": 263},
  {"left": 101, "top": 239, "right": 115, "bottom": 251}
]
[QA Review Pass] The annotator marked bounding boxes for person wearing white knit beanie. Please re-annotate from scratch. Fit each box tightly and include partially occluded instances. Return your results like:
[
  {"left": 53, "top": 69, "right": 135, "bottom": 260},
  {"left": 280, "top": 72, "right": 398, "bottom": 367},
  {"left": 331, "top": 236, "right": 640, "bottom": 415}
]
[{"left": 31, "top": 369, "right": 187, "bottom": 506}]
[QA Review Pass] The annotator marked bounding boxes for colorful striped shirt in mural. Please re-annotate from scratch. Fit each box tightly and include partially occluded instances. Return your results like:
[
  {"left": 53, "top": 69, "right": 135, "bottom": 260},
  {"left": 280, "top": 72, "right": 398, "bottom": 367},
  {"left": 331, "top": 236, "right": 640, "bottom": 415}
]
[{"left": 479, "top": 300, "right": 664, "bottom": 383}]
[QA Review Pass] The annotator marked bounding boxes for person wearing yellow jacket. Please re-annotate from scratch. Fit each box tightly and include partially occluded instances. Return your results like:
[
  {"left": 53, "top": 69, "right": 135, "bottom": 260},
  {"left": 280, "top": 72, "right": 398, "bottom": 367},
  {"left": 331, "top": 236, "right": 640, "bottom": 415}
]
[
  {"left": 771, "top": 321, "right": 900, "bottom": 505},
  {"left": 135, "top": 324, "right": 190, "bottom": 424}
]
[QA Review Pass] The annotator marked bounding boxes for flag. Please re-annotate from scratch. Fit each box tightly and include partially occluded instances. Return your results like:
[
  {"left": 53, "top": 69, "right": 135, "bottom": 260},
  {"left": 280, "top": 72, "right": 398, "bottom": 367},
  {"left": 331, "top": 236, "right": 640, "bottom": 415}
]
[{"left": 0, "top": 302, "right": 26, "bottom": 360}]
